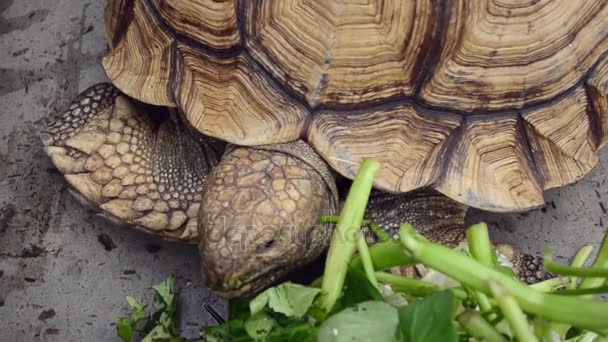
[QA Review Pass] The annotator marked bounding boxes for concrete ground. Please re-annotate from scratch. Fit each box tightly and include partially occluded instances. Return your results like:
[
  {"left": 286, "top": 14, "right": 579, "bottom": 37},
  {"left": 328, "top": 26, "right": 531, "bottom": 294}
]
[{"left": 0, "top": 1, "right": 606, "bottom": 341}]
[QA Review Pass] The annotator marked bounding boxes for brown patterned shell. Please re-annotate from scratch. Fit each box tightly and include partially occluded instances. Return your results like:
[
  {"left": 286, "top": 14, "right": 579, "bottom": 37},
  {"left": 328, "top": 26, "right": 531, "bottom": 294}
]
[{"left": 102, "top": 0, "right": 608, "bottom": 212}]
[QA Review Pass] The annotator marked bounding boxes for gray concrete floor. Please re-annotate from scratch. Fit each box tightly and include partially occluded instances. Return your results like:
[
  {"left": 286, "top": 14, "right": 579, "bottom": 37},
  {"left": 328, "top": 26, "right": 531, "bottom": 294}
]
[{"left": 0, "top": 1, "right": 606, "bottom": 341}]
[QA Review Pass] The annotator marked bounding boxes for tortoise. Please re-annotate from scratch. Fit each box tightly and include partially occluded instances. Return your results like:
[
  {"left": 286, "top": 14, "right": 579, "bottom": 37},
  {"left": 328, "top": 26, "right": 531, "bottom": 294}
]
[{"left": 41, "top": 0, "right": 608, "bottom": 297}]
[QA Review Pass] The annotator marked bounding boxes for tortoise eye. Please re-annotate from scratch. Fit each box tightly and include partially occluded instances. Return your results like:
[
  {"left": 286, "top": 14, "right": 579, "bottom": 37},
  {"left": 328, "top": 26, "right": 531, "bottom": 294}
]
[{"left": 256, "top": 239, "right": 277, "bottom": 254}]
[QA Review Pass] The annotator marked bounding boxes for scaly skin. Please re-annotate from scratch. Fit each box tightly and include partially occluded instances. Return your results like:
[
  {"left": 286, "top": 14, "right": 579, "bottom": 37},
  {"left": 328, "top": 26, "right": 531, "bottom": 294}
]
[
  {"left": 363, "top": 191, "right": 549, "bottom": 284},
  {"left": 199, "top": 143, "right": 338, "bottom": 296},
  {"left": 41, "top": 84, "right": 547, "bottom": 298},
  {"left": 40, "top": 83, "right": 223, "bottom": 240}
]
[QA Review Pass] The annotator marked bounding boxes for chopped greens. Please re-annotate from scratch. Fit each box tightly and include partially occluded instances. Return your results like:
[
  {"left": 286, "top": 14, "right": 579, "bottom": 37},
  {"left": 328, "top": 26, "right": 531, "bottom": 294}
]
[
  {"left": 244, "top": 313, "right": 275, "bottom": 340},
  {"left": 117, "top": 161, "right": 608, "bottom": 341},
  {"left": 317, "top": 301, "right": 399, "bottom": 342},
  {"left": 249, "top": 282, "right": 321, "bottom": 318},
  {"left": 397, "top": 290, "right": 459, "bottom": 342},
  {"left": 116, "top": 275, "right": 180, "bottom": 342}
]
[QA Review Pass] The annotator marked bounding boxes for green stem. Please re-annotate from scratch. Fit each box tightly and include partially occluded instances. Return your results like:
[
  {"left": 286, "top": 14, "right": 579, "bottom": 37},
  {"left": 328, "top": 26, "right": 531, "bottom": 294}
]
[
  {"left": 529, "top": 277, "right": 569, "bottom": 292},
  {"left": 466, "top": 223, "right": 495, "bottom": 312},
  {"left": 569, "top": 245, "right": 595, "bottom": 289},
  {"left": 466, "top": 223, "right": 495, "bottom": 266},
  {"left": 553, "top": 286, "right": 608, "bottom": 296},
  {"left": 457, "top": 310, "right": 508, "bottom": 342},
  {"left": 319, "top": 216, "right": 390, "bottom": 243},
  {"left": 309, "top": 276, "right": 322, "bottom": 288},
  {"left": 544, "top": 248, "right": 608, "bottom": 277},
  {"left": 568, "top": 331, "right": 600, "bottom": 342},
  {"left": 450, "top": 287, "right": 473, "bottom": 301},
  {"left": 374, "top": 271, "right": 440, "bottom": 296},
  {"left": 350, "top": 240, "right": 414, "bottom": 271},
  {"left": 320, "top": 159, "right": 380, "bottom": 312},
  {"left": 367, "top": 221, "right": 390, "bottom": 243},
  {"left": 488, "top": 280, "right": 538, "bottom": 342},
  {"left": 318, "top": 215, "right": 339, "bottom": 224},
  {"left": 313, "top": 239, "right": 415, "bottom": 289},
  {"left": 375, "top": 271, "right": 470, "bottom": 300},
  {"left": 474, "top": 289, "right": 494, "bottom": 313},
  {"left": 580, "top": 230, "right": 608, "bottom": 290},
  {"left": 399, "top": 225, "right": 608, "bottom": 332},
  {"left": 356, "top": 231, "right": 378, "bottom": 287},
  {"left": 533, "top": 318, "right": 553, "bottom": 342}
]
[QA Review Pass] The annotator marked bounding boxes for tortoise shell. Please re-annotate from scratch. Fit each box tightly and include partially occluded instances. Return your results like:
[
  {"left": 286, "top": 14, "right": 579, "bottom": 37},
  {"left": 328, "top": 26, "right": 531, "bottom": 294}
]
[{"left": 102, "top": 0, "right": 608, "bottom": 212}]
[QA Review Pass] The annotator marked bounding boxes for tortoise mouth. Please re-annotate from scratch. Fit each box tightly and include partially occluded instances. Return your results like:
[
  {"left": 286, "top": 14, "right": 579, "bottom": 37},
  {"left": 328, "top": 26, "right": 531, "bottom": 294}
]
[{"left": 209, "top": 265, "right": 288, "bottom": 298}]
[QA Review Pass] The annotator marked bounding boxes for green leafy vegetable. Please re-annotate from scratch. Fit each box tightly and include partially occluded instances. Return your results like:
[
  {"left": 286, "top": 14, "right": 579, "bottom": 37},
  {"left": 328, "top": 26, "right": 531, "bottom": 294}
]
[
  {"left": 338, "top": 269, "right": 383, "bottom": 309},
  {"left": 228, "top": 298, "right": 251, "bottom": 322},
  {"left": 202, "top": 320, "right": 248, "bottom": 341},
  {"left": 249, "top": 282, "right": 321, "bottom": 318},
  {"left": 244, "top": 313, "right": 275, "bottom": 339},
  {"left": 153, "top": 277, "right": 176, "bottom": 311},
  {"left": 149, "top": 276, "right": 179, "bottom": 337},
  {"left": 399, "top": 224, "right": 608, "bottom": 332},
  {"left": 116, "top": 162, "right": 608, "bottom": 342},
  {"left": 117, "top": 317, "right": 135, "bottom": 342},
  {"left": 318, "top": 301, "right": 399, "bottom": 342},
  {"left": 397, "top": 290, "right": 458, "bottom": 342},
  {"left": 116, "top": 295, "right": 148, "bottom": 341},
  {"left": 253, "top": 322, "right": 315, "bottom": 342},
  {"left": 116, "top": 276, "right": 182, "bottom": 342},
  {"left": 140, "top": 325, "right": 175, "bottom": 342},
  {"left": 127, "top": 296, "right": 146, "bottom": 321}
]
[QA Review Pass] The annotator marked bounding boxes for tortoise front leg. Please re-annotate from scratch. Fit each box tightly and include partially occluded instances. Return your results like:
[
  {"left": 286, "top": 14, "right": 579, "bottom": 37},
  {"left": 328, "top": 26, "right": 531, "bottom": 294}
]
[
  {"left": 40, "top": 83, "right": 224, "bottom": 241},
  {"left": 364, "top": 190, "right": 549, "bottom": 284}
]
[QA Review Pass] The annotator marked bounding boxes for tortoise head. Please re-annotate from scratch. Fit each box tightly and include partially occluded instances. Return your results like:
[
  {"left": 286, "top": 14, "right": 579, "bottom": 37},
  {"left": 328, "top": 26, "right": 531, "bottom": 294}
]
[{"left": 198, "top": 142, "right": 338, "bottom": 298}]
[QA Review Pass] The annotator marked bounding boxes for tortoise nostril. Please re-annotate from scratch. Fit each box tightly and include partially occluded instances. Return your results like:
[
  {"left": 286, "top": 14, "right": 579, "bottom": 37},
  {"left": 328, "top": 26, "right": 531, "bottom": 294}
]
[{"left": 256, "top": 239, "right": 276, "bottom": 254}]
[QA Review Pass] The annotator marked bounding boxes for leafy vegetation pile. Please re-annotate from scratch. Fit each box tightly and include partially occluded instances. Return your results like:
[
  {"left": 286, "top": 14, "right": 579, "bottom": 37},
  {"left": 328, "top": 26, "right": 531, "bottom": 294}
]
[{"left": 117, "top": 160, "right": 608, "bottom": 342}]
